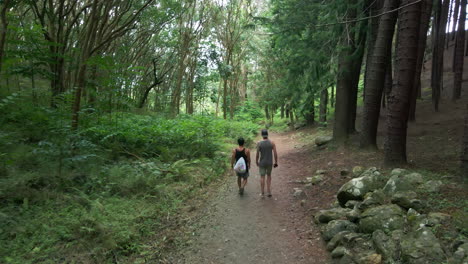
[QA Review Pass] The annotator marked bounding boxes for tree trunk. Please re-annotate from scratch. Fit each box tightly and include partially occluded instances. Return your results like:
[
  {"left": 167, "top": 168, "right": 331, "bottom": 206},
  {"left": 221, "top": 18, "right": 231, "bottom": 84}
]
[
  {"left": 431, "top": 0, "right": 450, "bottom": 112},
  {"left": 281, "top": 104, "right": 285, "bottom": 119},
  {"left": 215, "top": 80, "right": 222, "bottom": 117},
  {"left": 409, "top": 0, "right": 433, "bottom": 121},
  {"left": 138, "top": 84, "right": 157, "bottom": 108},
  {"left": 446, "top": 0, "right": 453, "bottom": 48},
  {"left": 72, "top": 0, "right": 100, "bottom": 130},
  {"left": 171, "top": 50, "right": 187, "bottom": 116},
  {"left": 452, "top": 0, "right": 466, "bottom": 100},
  {"left": 305, "top": 94, "right": 315, "bottom": 125},
  {"left": 223, "top": 77, "right": 229, "bottom": 119},
  {"left": 348, "top": 2, "right": 370, "bottom": 134},
  {"left": 461, "top": 104, "right": 468, "bottom": 180},
  {"left": 320, "top": 88, "right": 328, "bottom": 125},
  {"left": 363, "top": 0, "right": 384, "bottom": 100},
  {"left": 451, "top": 0, "right": 461, "bottom": 40},
  {"left": 381, "top": 89, "right": 386, "bottom": 108},
  {"left": 186, "top": 56, "right": 197, "bottom": 114},
  {"left": 384, "top": 0, "right": 421, "bottom": 166},
  {"left": 385, "top": 58, "right": 393, "bottom": 96},
  {"left": 360, "top": 0, "right": 399, "bottom": 149},
  {"left": 289, "top": 107, "right": 294, "bottom": 128},
  {"left": 331, "top": 85, "right": 335, "bottom": 107},
  {"left": 334, "top": 49, "right": 354, "bottom": 144},
  {"left": 333, "top": 0, "right": 360, "bottom": 145},
  {"left": 0, "top": 0, "right": 10, "bottom": 73}
]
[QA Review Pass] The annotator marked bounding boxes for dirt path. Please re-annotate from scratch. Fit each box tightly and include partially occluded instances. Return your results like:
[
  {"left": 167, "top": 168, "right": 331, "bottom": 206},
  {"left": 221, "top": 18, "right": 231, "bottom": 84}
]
[{"left": 168, "top": 133, "right": 331, "bottom": 264}]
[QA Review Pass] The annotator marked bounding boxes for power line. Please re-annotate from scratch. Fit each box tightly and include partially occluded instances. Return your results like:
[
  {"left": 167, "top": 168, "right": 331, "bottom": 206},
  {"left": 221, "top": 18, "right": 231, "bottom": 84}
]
[{"left": 313, "top": 0, "right": 423, "bottom": 27}]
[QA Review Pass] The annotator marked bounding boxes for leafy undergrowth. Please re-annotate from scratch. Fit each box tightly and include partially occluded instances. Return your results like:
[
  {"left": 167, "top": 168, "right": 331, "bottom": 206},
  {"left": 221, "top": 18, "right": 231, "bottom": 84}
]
[
  {"left": 0, "top": 101, "right": 259, "bottom": 263},
  {"left": 414, "top": 170, "right": 468, "bottom": 241}
]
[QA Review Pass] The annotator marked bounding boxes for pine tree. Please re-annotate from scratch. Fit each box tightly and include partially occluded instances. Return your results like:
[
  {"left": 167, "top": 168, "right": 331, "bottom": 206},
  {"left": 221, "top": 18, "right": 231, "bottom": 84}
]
[
  {"left": 384, "top": 0, "right": 421, "bottom": 166},
  {"left": 452, "top": 0, "right": 466, "bottom": 100},
  {"left": 360, "top": 0, "right": 399, "bottom": 149}
]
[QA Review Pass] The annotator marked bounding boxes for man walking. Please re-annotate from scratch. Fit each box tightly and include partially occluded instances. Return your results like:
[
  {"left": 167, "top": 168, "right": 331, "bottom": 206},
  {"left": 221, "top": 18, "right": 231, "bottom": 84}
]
[{"left": 256, "top": 129, "right": 278, "bottom": 197}]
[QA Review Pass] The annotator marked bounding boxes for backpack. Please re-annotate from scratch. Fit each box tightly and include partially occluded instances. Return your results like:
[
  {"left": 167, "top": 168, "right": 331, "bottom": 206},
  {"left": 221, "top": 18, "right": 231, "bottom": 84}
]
[{"left": 233, "top": 157, "right": 247, "bottom": 173}]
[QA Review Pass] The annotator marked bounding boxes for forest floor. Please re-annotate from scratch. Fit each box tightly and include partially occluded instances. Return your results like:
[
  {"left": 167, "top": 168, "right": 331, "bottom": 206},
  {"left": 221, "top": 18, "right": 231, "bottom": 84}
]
[
  {"left": 162, "top": 132, "right": 332, "bottom": 264},
  {"left": 158, "top": 95, "right": 468, "bottom": 264}
]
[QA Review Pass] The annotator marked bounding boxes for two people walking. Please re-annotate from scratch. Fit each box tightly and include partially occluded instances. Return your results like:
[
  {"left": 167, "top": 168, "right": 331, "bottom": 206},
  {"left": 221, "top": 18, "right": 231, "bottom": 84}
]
[{"left": 231, "top": 129, "right": 278, "bottom": 197}]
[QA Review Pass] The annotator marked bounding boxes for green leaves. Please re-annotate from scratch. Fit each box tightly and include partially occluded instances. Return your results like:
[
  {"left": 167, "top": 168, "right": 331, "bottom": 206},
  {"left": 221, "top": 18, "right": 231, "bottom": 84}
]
[{"left": 84, "top": 113, "right": 258, "bottom": 161}]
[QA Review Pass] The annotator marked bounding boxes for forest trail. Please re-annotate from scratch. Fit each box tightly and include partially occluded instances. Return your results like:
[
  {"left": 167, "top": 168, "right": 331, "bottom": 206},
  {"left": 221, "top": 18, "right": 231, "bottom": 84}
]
[{"left": 167, "top": 133, "right": 331, "bottom": 264}]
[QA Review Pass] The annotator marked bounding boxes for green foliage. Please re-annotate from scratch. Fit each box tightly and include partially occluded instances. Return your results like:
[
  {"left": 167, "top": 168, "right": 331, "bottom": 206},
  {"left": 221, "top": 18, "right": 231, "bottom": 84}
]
[
  {"left": 0, "top": 101, "right": 258, "bottom": 263},
  {"left": 268, "top": 118, "right": 290, "bottom": 132},
  {"left": 234, "top": 100, "right": 264, "bottom": 123},
  {"left": 83, "top": 113, "right": 258, "bottom": 160}
]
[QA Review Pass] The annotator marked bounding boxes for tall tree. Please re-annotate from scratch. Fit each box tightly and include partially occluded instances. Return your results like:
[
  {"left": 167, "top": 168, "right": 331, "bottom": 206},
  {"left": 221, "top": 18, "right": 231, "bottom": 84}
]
[
  {"left": 431, "top": 0, "right": 450, "bottom": 112},
  {"left": 452, "top": 0, "right": 466, "bottom": 100},
  {"left": 319, "top": 88, "right": 328, "bottom": 124},
  {"left": 29, "top": 0, "right": 93, "bottom": 107},
  {"left": 451, "top": 0, "right": 461, "bottom": 40},
  {"left": 360, "top": 0, "right": 399, "bottom": 149},
  {"left": 363, "top": 0, "right": 384, "bottom": 99},
  {"left": 0, "top": 0, "right": 11, "bottom": 73},
  {"left": 461, "top": 105, "right": 468, "bottom": 180},
  {"left": 215, "top": 0, "right": 248, "bottom": 119},
  {"left": 408, "top": 0, "right": 433, "bottom": 121},
  {"left": 170, "top": 0, "right": 210, "bottom": 116},
  {"left": 333, "top": 0, "right": 367, "bottom": 144},
  {"left": 72, "top": 0, "right": 154, "bottom": 129},
  {"left": 384, "top": 0, "right": 421, "bottom": 166}
]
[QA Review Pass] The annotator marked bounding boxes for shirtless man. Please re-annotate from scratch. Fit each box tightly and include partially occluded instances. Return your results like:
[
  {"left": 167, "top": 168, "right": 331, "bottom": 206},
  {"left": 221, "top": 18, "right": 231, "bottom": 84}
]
[
  {"left": 256, "top": 129, "right": 278, "bottom": 197},
  {"left": 231, "top": 137, "right": 251, "bottom": 195}
]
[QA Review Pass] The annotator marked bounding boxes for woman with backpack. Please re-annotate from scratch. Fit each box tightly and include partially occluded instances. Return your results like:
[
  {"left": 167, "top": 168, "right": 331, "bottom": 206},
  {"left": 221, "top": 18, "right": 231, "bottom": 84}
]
[{"left": 231, "top": 137, "right": 251, "bottom": 195}]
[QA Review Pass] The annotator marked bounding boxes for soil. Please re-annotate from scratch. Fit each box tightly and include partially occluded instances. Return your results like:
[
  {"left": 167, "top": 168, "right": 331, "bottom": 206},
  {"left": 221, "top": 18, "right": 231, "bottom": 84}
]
[{"left": 164, "top": 133, "right": 334, "bottom": 264}]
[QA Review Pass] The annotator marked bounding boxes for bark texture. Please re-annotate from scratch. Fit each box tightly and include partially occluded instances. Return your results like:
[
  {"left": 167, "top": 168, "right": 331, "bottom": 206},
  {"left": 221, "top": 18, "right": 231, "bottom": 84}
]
[
  {"left": 333, "top": 0, "right": 367, "bottom": 144},
  {"left": 0, "top": 0, "right": 10, "bottom": 73},
  {"left": 409, "top": 0, "right": 433, "bottom": 121},
  {"left": 363, "top": 0, "right": 384, "bottom": 99},
  {"left": 360, "top": 0, "right": 399, "bottom": 149},
  {"left": 431, "top": 0, "right": 450, "bottom": 112},
  {"left": 462, "top": 105, "right": 468, "bottom": 180},
  {"left": 384, "top": 0, "right": 421, "bottom": 166},
  {"left": 452, "top": 0, "right": 466, "bottom": 100},
  {"left": 320, "top": 89, "right": 328, "bottom": 125},
  {"left": 451, "top": 0, "right": 461, "bottom": 40}
]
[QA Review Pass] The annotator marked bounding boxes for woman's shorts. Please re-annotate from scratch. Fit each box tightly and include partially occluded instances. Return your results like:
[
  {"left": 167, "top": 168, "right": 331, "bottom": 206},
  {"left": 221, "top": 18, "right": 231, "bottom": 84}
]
[{"left": 236, "top": 171, "right": 249, "bottom": 179}]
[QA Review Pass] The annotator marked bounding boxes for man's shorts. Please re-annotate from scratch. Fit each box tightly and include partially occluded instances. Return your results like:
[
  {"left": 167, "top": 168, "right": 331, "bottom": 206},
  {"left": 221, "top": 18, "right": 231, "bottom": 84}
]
[
  {"left": 259, "top": 165, "right": 273, "bottom": 176},
  {"left": 236, "top": 172, "right": 249, "bottom": 179}
]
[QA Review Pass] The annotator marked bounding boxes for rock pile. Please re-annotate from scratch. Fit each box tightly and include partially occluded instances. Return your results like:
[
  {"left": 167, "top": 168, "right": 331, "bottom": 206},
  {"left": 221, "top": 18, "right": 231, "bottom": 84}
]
[{"left": 313, "top": 167, "right": 467, "bottom": 264}]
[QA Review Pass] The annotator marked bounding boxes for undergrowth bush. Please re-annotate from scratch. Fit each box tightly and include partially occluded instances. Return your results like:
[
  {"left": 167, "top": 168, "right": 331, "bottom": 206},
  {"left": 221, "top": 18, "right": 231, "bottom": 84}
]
[
  {"left": 83, "top": 113, "right": 258, "bottom": 160},
  {"left": 233, "top": 100, "right": 263, "bottom": 123},
  {"left": 0, "top": 101, "right": 259, "bottom": 263}
]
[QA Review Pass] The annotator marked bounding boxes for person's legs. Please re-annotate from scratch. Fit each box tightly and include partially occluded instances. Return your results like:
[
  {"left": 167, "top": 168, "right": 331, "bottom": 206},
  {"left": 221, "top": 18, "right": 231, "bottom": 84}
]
[
  {"left": 262, "top": 165, "right": 272, "bottom": 196},
  {"left": 242, "top": 178, "right": 248, "bottom": 188},
  {"left": 259, "top": 167, "right": 266, "bottom": 196},
  {"left": 266, "top": 174, "right": 272, "bottom": 196},
  {"left": 237, "top": 176, "right": 242, "bottom": 189},
  {"left": 240, "top": 174, "right": 248, "bottom": 195},
  {"left": 260, "top": 176, "right": 265, "bottom": 195}
]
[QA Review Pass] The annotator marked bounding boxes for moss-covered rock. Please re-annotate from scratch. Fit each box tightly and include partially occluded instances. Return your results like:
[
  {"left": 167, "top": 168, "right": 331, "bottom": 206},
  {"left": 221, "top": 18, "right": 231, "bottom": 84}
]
[
  {"left": 359, "top": 204, "right": 405, "bottom": 234},
  {"left": 400, "top": 227, "right": 446, "bottom": 264},
  {"left": 337, "top": 168, "right": 387, "bottom": 207}
]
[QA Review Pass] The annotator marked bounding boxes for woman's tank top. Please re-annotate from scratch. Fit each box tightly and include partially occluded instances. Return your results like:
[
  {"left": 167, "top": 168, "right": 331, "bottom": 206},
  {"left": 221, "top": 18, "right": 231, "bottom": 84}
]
[{"left": 235, "top": 148, "right": 249, "bottom": 173}]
